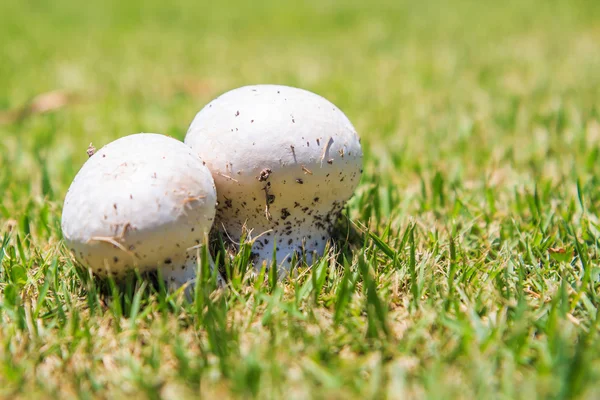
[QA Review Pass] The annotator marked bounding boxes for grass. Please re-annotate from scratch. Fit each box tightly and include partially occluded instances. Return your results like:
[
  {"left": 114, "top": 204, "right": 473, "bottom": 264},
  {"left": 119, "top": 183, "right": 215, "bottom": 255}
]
[{"left": 2, "top": 0, "right": 600, "bottom": 398}]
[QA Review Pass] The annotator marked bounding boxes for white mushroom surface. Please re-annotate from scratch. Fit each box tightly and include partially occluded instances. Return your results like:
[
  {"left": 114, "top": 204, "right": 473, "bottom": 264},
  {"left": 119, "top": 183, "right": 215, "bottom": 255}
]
[
  {"left": 185, "top": 84, "right": 362, "bottom": 271},
  {"left": 61, "top": 133, "right": 217, "bottom": 290}
]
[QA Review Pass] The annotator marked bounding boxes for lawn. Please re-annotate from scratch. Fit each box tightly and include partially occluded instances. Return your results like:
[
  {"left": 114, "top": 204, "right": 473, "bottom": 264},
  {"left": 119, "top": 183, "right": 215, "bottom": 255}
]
[{"left": 2, "top": 0, "right": 600, "bottom": 398}]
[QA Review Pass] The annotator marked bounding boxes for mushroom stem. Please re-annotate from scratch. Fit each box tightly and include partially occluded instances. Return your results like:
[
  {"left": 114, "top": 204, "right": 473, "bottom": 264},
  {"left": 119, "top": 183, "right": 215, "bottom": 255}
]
[
  {"left": 161, "top": 253, "right": 224, "bottom": 298},
  {"left": 255, "top": 227, "right": 330, "bottom": 275}
]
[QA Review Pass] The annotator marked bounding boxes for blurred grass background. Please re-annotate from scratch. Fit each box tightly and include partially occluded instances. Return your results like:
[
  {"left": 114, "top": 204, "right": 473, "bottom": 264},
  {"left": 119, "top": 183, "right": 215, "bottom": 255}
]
[
  {"left": 3, "top": 0, "right": 600, "bottom": 199},
  {"left": 2, "top": 0, "right": 600, "bottom": 398}
]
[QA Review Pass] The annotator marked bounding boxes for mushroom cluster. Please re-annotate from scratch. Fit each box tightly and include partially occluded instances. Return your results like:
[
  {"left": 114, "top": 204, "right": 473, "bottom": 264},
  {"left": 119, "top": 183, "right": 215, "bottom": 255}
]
[{"left": 62, "top": 84, "right": 362, "bottom": 290}]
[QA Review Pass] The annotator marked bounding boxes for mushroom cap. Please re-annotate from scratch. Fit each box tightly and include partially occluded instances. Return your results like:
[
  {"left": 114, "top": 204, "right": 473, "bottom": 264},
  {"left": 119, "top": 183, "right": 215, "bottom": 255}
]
[
  {"left": 61, "top": 133, "right": 217, "bottom": 281},
  {"left": 185, "top": 84, "right": 362, "bottom": 269}
]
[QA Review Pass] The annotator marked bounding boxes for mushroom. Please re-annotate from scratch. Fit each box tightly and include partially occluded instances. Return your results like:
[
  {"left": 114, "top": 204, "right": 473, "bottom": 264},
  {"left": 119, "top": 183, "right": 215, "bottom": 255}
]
[
  {"left": 185, "top": 84, "right": 362, "bottom": 272},
  {"left": 61, "top": 133, "right": 218, "bottom": 292}
]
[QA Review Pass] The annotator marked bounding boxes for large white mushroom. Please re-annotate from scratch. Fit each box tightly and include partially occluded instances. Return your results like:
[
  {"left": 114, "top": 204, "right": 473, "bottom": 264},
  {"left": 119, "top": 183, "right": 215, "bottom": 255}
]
[
  {"left": 185, "top": 84, "right": 362, "bottom": 271},
  {"left": 61, "top": 133, "right": 218, "bottom": 291}
]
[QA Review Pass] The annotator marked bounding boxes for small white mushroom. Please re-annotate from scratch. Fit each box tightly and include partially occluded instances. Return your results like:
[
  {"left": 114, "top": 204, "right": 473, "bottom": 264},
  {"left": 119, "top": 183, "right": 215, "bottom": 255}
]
[
  {"left": 185, "top": 85, "right": 362, "bottom": 271},
  {"left": 61, "top": 133, "right": 218, "bottom": 291}
]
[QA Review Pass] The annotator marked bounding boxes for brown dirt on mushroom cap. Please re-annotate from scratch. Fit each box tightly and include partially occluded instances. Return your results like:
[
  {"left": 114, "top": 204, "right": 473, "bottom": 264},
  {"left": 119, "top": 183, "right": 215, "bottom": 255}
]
[
  {"left": 301, "top": 165, "right": 313, "bottom": 175},
  {"left": 257, "top": 168, "right": 272, "bottom": 182},
  {"left": 87, "top": 143, "right": 96, "bottom": 157}
]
